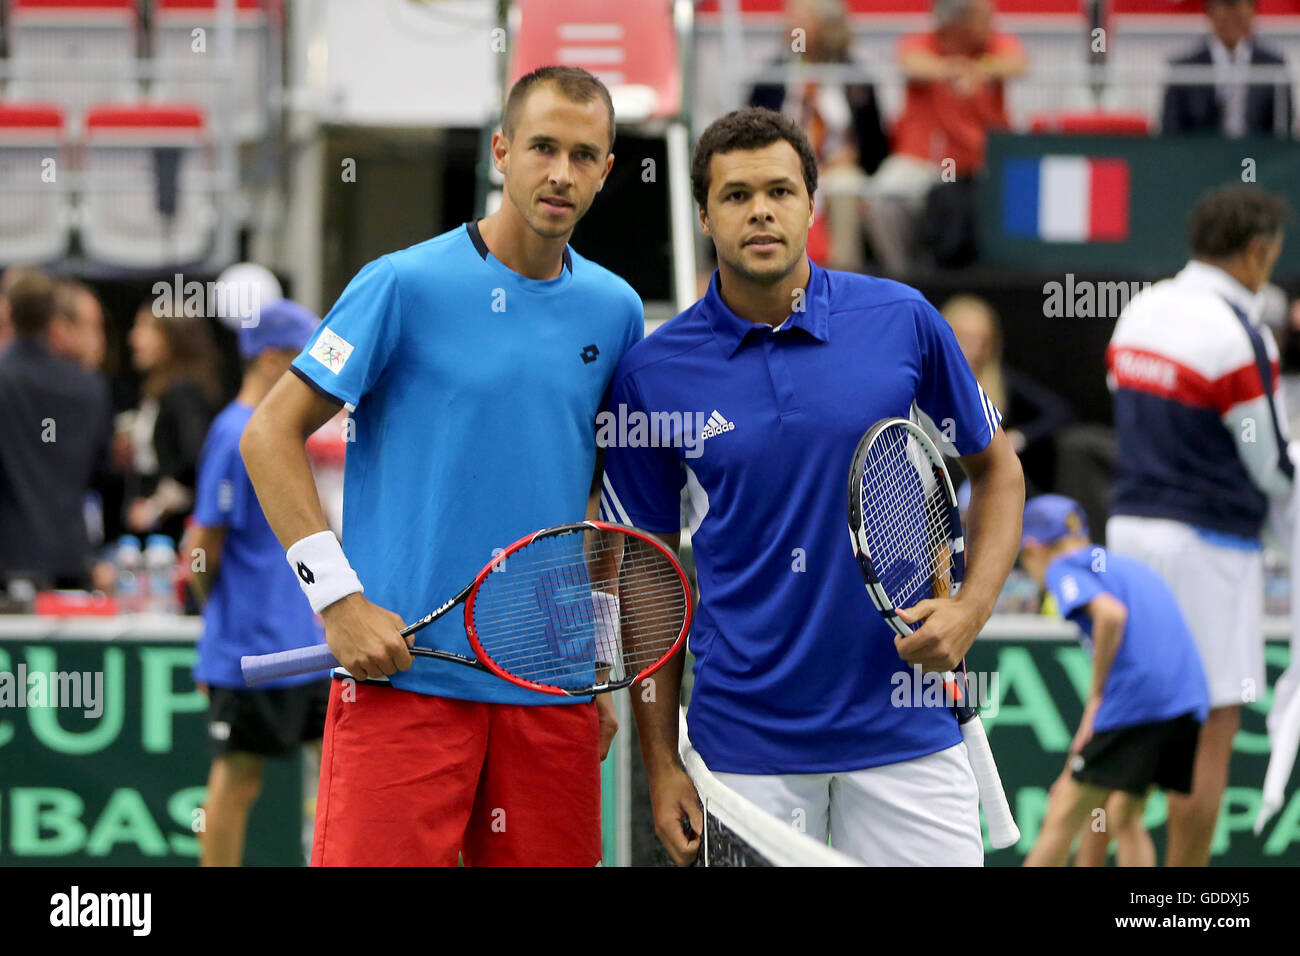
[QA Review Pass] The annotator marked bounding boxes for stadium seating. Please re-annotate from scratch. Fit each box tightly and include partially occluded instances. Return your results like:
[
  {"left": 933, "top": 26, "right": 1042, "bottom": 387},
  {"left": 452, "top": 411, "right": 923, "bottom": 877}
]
[
  {"left": 0, "top": 102, "right": 71, "bottom": 262},
  {"left": 511, "top": 0, "right": 682, "bottom": 122},
  {"left": 79, "top": 103, "right": 216, "bottom": 267},
  {"left": 509, "top": 0, "right": 696, "bottom": 312},
  {"left": 152, "top": 0, "right": 273, "bottom": 141},
  {"left": 6, "top": 0, "right": 140, "bottom": 127}
]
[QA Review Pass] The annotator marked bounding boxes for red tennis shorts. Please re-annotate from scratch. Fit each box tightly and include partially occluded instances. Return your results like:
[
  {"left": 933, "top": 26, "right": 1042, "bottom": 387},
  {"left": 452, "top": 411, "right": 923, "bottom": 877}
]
[{"left": 311, "top": 679, "right": 601, "bottom": 866}]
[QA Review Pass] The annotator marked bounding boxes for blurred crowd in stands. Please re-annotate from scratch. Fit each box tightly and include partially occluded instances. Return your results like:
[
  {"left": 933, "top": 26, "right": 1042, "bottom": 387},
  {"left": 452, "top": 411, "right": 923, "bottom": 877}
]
[
  {"left": 0, "top": 266, "right": 344, "bottom": 608},
  {"left": 753, "top": 0, "right": 1294, "bottom": 275}
]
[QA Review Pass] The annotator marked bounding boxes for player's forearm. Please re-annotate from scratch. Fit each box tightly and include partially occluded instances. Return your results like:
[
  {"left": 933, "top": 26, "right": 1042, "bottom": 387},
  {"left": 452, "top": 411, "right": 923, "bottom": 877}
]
[
  {"left": 189, "top": 566, "right": 217, "bottom": 605},
  {"left": 240, "top": 405, "right": 332, "bottom": 549},
  {"left": 630, "top": 645, "right": 686, "bottom": 777},
  {"left": 182, "top": 524, "right": 223, "bottom": 607},
  {"left": 958, "top": 433, "right": 1025, "bottom": 623}
]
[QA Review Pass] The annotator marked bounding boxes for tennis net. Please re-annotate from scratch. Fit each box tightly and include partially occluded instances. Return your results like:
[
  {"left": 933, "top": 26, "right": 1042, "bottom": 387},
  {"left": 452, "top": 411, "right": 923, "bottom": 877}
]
[{"left": 678, "top": 709, "right": 860, "bottom": 867}]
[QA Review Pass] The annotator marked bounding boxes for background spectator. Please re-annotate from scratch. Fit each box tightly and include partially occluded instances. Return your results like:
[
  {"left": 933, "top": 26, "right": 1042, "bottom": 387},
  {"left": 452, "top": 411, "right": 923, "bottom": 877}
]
[
  {"left": 868, "top": 0, "right": 1027, "bottom": 274},
  {"left": 1161, "top": 0, "right": 1293, "bottom": 138},
  {"left": 121, "top": 303, "right": 221, "bottom": 545},
  {"left": 0, "top": 266, "right": 38, "bottom": 354},
  {"left": 749, "top": 0, "right": 889, "bottom": 272},
  {"left": 50, "top": 279, "right": 108, "bottom": 372},
  {"left": 0, "top": 271, "right": 111, "bottom": 590},
  {"left": 1106, "top": 184, "right": 1291, "bottom": 867},
  {"left": 185, "top": 297, "right": 326, "bottom": 867},
  {"left": 941, "top": 294, "right": 1074, "bottom": 494},
  {"left": 52, "top": 280, "right": 121, "bottom": 588}
]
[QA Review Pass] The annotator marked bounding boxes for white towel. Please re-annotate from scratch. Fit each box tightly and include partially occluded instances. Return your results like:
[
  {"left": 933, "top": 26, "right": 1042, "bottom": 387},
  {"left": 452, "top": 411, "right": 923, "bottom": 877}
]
[{"left": 1256, "top": 488, "right": 1300, "bottom": 834}]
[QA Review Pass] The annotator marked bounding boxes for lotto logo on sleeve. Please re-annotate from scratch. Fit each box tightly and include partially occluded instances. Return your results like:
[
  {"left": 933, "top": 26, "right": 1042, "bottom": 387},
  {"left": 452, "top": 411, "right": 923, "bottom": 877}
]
[{"left": 309, "top": 329, "right": 355, "bottom": 374}]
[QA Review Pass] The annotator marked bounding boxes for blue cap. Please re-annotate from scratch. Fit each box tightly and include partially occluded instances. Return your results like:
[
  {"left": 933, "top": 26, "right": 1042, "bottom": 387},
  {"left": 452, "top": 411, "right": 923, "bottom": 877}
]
[
  {"left": 237, "top": 299, "right": 319, "bottom": 360},
  {"left": 1021, "top": 494, "right": 1089, "bottom": 547}
]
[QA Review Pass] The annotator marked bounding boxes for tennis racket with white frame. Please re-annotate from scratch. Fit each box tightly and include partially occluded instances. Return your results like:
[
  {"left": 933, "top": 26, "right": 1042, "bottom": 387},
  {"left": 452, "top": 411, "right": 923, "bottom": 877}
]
[{"left": 847, "top": 416, "right": 1020, "bottom": 850}]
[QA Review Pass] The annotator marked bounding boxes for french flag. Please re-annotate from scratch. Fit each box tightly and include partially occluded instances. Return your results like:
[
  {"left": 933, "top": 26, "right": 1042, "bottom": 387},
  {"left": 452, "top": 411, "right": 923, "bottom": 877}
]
[{"left": 1003, "top": 155, "right": 1130, "bottom": 242}]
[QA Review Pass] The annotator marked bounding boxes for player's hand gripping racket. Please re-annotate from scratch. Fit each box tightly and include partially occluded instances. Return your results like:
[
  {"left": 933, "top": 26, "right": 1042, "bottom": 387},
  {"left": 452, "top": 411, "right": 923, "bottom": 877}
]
[
  {"left": 241, "top": 521, "right": 692, "bottom": 697},
  {"left": 847, "top": 417, "right": 1020, "bottom": 849}
]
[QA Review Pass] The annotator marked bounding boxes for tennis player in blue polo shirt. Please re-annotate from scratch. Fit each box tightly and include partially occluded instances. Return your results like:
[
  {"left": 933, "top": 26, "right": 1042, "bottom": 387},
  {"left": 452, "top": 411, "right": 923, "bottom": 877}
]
[
  {"left": 1019, "top": 495, "right": 1209, "bottom": 867},
  {"left": 189, "top": 298, "right": 326, "bottom": 866},
  {"left": 241, "top": 67, "right": 643, "bottom": 866},
  {"left": 601, "top": 108, "right": 1025, "bottom": 866}
]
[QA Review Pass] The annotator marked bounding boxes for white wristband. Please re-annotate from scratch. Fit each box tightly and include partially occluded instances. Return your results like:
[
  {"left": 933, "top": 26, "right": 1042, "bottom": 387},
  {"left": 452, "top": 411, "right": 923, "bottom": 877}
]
[
  {"left": 286, "top": 531, "right": 363, "bottom": 613},
  {"left": 591, "top": 591, "right": 622, "bottom": 672}
]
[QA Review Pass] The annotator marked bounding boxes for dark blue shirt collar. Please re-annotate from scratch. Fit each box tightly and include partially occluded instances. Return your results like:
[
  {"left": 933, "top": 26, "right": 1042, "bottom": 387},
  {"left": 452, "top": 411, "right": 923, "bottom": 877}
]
[
  {"left": 466, "top": 219, "right": 572, "bottom": 274},
  {"left": 701, "top": 259, "right": 831, "bottom": 358}
]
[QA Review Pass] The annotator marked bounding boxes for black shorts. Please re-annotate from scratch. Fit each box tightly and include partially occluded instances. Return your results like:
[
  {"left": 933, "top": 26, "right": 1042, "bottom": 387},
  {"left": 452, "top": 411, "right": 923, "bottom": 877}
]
[
  {"left": 1071, "top": 711, "right": 1202, "bottom": 795},
  {"left": 206, "top": 681, "right": 331, "bottom": 758}
]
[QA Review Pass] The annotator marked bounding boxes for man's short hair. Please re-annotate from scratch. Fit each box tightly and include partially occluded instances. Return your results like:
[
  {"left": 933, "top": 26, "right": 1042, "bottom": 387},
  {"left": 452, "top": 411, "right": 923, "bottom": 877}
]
[
  {"left": 7, "top": 270, "right": 57, "bottom": 338},
  {"left": 933, "top": 0, "right": 979, "bottom": 27},
  {"left": 0, "top": 264, "right": 36, "bottom": 297},
  {"left": 502, "top": 65, "right": 616, "bottom": 151},
  {"left": 1188, "top": 184, "right": 1290, "bottom": 259},
  {"left": 691, "top": 107, "right": 819, "bottom": 209},
  {"left": 53, "top": 279, "right": 96, "bottom": 321}
]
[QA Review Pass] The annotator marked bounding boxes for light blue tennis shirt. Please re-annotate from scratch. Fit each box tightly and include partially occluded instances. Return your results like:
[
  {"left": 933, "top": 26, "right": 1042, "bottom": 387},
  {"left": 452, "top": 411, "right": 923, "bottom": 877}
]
[
  {"left": 601, "top": 261, "right": 1002, "bottom": 773},
  {"left": 291, "top": 222, "right": 644, "bottom": 704},
  {"left": 1045, "top": 546, "right": 1210, "bottom": 730},
  {"left": 193, "top": 401, "right": 325, "bottom": 689}
]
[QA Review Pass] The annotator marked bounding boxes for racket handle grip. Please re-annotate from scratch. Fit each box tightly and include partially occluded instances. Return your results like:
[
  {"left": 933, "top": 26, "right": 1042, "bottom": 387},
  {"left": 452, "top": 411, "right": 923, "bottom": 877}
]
[
  {"left": 241, "top": 645, "right": 340, "bottom": 686},
  {"left": 959, "top": 716, "right": 1021, "bottom": 850}
]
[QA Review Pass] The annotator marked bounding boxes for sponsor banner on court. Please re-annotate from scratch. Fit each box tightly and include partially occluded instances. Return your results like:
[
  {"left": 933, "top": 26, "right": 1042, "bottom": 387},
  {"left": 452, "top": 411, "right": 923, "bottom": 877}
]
[
  {"left": 966, "top": 638, "right": 1300, "bottom": 866},
  {"left": 0, "top": 640, "right": 302, "bottom": 866}
]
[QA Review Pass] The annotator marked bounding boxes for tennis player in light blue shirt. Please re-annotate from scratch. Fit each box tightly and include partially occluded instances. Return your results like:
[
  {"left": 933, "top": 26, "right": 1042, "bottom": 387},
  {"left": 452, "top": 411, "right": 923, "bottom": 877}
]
[{"left": 240, "top": 67, "right": 643, "bottom": 866}]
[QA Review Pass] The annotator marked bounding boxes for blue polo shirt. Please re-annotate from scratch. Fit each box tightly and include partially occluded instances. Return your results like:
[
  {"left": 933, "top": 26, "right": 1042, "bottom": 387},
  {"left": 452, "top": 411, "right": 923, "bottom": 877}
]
[
  {"left": 291, "top": 222, "right": 643, "bottom": 704},
  {"left": 600, "top": 262, "right": 1002, "bottom": 773},
  {"left": 193, "top": 401, "right": 325, "bottom": 689},
  {"left": 1044, "top": 546, "right": 1209, "bottom": 730}
]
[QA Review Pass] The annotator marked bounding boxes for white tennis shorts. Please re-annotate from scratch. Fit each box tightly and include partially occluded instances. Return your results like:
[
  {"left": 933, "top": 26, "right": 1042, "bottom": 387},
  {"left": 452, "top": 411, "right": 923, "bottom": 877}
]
[
  {"left": 712, "top": 743, "right": 984, "bottom": 866},
  {"left": 1107, "top": 515, "right": 1263, "bottom": 709}
]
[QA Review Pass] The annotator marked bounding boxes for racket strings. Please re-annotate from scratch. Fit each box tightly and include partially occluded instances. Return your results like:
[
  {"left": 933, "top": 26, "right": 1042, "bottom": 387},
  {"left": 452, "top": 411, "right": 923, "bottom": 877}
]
[
  {"left": 859, "top": 429, "right": 955, "bottom": 612},
  {"left": 468, "top": 530, "right": 687, "bottom": 691},
  {"left": 467, "top": 561, "right": 682, "bottom": 638}
]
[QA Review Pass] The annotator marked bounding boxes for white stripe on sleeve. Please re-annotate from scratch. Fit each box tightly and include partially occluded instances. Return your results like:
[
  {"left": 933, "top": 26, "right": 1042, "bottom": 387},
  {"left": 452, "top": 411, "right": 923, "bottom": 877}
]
[{"left": 602, "top": 472, "right": 633, "bottom": 525}]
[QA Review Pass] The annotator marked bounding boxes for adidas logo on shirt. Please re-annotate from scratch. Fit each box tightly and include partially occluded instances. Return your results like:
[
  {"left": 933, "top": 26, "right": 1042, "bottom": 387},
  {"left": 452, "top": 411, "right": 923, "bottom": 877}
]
[{"left": 700, "top": 410, "right": 735, "bottom": 441}]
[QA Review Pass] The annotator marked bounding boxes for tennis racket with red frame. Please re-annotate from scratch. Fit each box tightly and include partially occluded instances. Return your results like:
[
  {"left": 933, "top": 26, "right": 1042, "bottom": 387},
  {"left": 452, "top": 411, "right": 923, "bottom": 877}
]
[{"left": 241, "top": 521, "right": 692, "bottom": 697}]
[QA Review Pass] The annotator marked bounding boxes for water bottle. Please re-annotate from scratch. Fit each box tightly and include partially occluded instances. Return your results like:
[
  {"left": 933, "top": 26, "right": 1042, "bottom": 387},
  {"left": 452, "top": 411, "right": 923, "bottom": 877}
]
[
  {"left": 144, "top": 535, "right": 177, "bottom": 614},
  {"left": 116, "top": 536, "right": 143, "bottom": 614}
]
